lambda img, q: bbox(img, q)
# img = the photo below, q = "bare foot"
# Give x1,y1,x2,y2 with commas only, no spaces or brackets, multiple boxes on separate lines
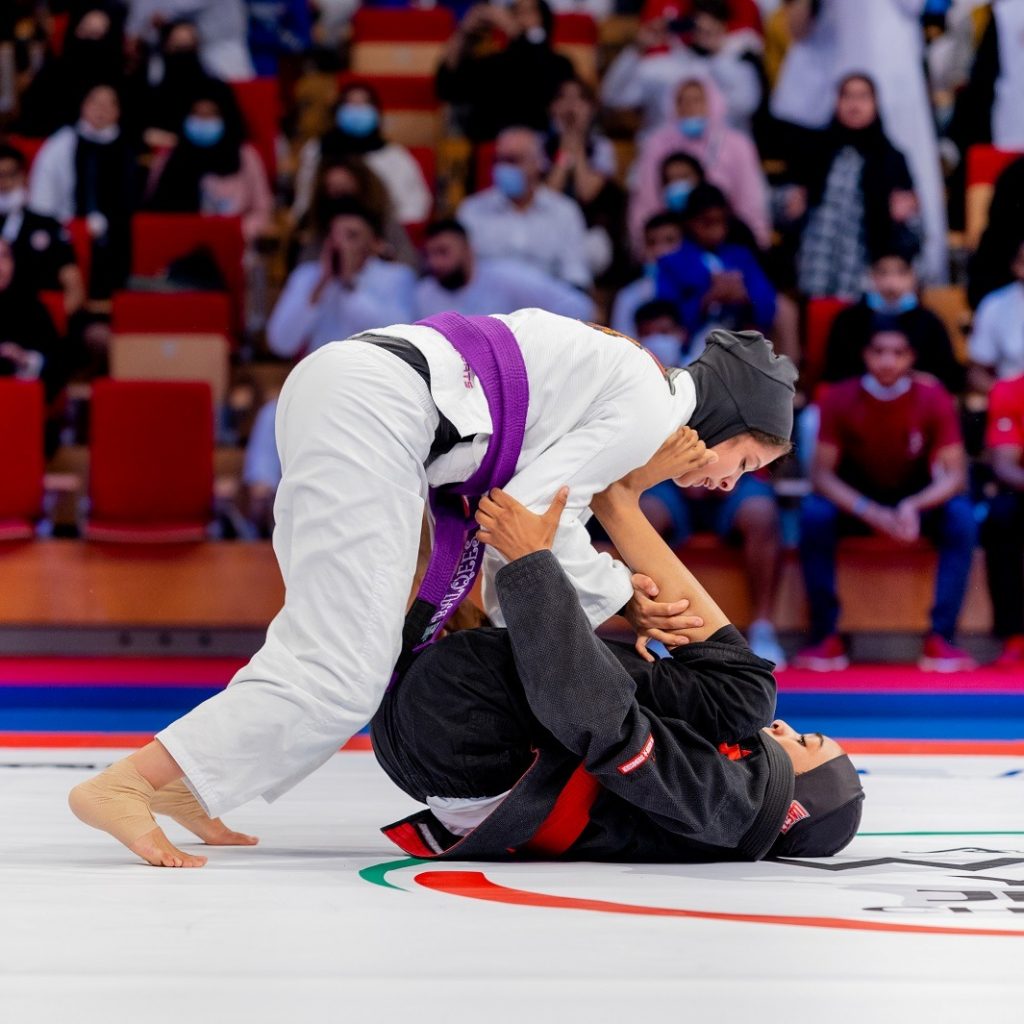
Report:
68,760,208,868
151,781,259,847
129,826,208,868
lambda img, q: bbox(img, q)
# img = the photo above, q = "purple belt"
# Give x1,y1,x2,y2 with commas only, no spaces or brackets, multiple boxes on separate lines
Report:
393,312,529,681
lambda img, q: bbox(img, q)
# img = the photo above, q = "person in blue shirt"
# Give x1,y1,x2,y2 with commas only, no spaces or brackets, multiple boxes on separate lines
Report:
654,182,776,342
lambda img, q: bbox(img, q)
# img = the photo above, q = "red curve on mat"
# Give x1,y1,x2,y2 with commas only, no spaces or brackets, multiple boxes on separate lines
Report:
413,871,1024,937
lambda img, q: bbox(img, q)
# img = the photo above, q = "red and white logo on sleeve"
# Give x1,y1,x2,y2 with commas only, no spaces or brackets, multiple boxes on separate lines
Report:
780,800,810,834
617,733,655,775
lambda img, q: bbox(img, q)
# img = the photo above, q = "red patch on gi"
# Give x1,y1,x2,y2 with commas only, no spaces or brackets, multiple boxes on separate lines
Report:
617,733,654,775
717,742,752,761
780,800,810,834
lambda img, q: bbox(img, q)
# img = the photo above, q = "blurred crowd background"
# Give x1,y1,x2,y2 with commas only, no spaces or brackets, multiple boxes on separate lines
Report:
3,0,1024,672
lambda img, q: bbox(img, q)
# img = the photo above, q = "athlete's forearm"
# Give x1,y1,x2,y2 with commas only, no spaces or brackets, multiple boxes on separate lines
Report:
591,483,730,641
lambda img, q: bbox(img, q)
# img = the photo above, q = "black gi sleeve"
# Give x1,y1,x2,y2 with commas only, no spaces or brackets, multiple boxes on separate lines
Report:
496,551,768,847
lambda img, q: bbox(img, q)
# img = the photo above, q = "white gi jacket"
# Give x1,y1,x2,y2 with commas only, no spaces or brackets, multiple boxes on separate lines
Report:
377,308,697,628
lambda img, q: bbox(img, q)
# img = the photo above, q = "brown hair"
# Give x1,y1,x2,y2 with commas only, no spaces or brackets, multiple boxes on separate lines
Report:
746,428,794,455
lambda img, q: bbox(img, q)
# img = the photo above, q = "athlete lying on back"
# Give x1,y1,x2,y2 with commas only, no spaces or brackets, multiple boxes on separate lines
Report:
372,429,864,861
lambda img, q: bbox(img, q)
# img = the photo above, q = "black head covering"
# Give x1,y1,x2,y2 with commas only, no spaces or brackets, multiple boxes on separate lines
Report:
767,754,865,858
683,330,797,447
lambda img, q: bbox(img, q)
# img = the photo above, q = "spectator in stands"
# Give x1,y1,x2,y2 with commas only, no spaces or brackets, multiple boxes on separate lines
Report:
144,90,272,242
16,4,129,138
823,248,965,394
610,211,684,337
245,0,313,77
629,74,770,254
142,19,238,145
28,83,139,297
946,0,1024,159
543,77,626,283
125,0,254,81
789,74,919,301
242,396,281,539
436,0,575,141
0,239,64,400
293,81,432,228
266,199,416,358
291,156,417,269
968,240,1024,394
0,145,86,319
659,151,706,216
457,126,592,289
654,183,775,341
415,219,594,320
771,0,947,283
602,0,763,137
968,155,1024,309
633,297,699,366
796,327,976,672
981,370,1024,668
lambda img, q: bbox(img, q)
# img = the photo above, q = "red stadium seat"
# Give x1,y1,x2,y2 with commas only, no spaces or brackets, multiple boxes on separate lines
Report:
39,290,67,337
473,141,497,192
130,214,245,334
231,78,281,180
111,291,232,335
553,13,599,84
86,379,214,543
803,297,852,392
350,8,456,78
639,0,763,34
0,379,44,541
965,144,1024,248
4,135,45,169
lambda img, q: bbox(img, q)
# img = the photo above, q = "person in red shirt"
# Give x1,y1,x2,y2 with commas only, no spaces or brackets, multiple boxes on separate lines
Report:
982,374,1024,668
795,329,977,672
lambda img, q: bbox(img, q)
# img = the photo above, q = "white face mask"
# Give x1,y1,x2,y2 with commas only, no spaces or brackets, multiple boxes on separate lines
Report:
76,119,120,145
0,187,26,214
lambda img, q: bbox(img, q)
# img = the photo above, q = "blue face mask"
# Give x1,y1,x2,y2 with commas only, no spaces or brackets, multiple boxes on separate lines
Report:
493,162,528,200
336,104,379,137
184,116,225,148
866,290,918,315
679,116,706,139
663,179,694,212
642,332,684,367
643,260,659,282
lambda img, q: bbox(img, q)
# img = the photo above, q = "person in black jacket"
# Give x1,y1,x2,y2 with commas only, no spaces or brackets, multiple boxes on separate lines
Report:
0,238,65,401
436,0,575,142
823,248,965,394
788,74,920,300
372,429,865,862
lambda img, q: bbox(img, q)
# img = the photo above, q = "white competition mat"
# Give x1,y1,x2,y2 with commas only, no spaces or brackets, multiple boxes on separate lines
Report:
1,749,1021,1024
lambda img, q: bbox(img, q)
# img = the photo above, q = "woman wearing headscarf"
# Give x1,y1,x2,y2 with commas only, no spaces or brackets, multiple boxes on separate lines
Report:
771,0,947,283
142,19,237,144
629,74,771,256
145,91,273,243
16,3,129,138
291,81,431,227
790,73,920,300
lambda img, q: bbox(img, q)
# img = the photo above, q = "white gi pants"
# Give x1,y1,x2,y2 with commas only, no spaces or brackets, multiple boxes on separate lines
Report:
157,342,438,817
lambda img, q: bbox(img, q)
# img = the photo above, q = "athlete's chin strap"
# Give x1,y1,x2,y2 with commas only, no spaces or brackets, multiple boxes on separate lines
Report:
391,313,529,684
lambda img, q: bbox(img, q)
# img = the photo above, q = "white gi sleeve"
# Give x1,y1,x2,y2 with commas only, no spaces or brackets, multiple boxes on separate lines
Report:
482,394,670,629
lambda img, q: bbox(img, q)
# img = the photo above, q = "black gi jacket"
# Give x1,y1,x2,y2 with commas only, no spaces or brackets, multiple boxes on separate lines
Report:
373,551,794,862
